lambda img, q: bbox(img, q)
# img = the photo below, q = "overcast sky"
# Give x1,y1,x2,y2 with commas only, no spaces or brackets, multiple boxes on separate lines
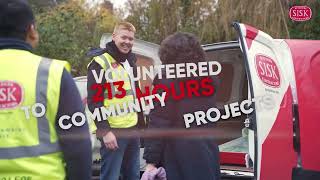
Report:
86,0,127,8
110,0,127,9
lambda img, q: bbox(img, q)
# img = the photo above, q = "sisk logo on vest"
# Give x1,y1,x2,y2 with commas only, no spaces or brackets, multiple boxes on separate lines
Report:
0,81,23,110
255,54,281,88
111,62,119,68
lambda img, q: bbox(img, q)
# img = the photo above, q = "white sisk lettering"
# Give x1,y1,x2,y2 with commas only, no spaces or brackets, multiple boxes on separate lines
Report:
0,87,17,101
0,88,6,101
259,62,278,79
270,64,279,80
258,61,265,76
292,9,308,17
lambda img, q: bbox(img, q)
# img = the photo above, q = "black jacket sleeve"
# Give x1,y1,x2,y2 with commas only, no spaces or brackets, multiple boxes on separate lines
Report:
143,78,174,165
55,69,92,180
87,61,110,137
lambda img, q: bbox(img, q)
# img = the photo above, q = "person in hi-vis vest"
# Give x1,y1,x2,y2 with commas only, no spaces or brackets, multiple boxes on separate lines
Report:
87,22,145,180
0,1,92,180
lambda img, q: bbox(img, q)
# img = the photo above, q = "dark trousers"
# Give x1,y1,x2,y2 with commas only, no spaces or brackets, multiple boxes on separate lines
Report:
99,137,140,180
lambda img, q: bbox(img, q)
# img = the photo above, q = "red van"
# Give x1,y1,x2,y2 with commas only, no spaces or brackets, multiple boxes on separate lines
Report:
211,22,320,180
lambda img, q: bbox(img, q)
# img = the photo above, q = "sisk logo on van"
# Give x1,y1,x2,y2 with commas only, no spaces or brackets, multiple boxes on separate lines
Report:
0,81,24,110
255,54,281,88
289,6,312,21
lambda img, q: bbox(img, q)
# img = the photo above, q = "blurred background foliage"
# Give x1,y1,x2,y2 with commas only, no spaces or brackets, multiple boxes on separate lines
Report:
29,0,320,76
31,0,117,75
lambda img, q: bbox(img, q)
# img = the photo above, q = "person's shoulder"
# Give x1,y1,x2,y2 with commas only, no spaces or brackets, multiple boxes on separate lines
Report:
32,53,71,73
86,47,107,58
51,59,71,72
153,70,175,86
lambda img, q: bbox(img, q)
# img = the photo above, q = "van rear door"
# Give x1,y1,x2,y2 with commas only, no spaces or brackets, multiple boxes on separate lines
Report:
233,23,298,180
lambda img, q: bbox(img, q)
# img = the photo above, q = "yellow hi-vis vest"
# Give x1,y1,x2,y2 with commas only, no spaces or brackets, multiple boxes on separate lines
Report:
88,52,138,128
0,49,70,180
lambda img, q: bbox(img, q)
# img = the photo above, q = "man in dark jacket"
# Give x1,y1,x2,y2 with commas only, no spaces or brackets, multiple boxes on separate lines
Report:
143,32,221,180
87,22,145,180
0,1,92,179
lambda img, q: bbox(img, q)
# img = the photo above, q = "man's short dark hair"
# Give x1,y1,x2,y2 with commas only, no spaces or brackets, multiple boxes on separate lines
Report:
0,0,35,40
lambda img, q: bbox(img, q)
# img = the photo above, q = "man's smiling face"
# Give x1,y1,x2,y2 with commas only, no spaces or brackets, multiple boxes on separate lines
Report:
112,29,134,54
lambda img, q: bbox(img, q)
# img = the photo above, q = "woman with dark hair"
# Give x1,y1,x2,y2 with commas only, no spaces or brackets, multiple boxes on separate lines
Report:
142,32,221,180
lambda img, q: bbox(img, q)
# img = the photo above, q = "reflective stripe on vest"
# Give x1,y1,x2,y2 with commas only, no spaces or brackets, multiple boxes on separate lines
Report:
0,58,60,159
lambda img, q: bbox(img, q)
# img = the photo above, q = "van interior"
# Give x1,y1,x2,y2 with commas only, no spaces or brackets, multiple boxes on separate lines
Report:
204,43,254,178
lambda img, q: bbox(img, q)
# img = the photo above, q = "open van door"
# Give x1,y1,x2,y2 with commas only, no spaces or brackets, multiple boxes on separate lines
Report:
233,23,298,180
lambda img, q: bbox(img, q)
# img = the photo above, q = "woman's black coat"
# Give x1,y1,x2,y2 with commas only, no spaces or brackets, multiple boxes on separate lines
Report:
143,76,221,180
